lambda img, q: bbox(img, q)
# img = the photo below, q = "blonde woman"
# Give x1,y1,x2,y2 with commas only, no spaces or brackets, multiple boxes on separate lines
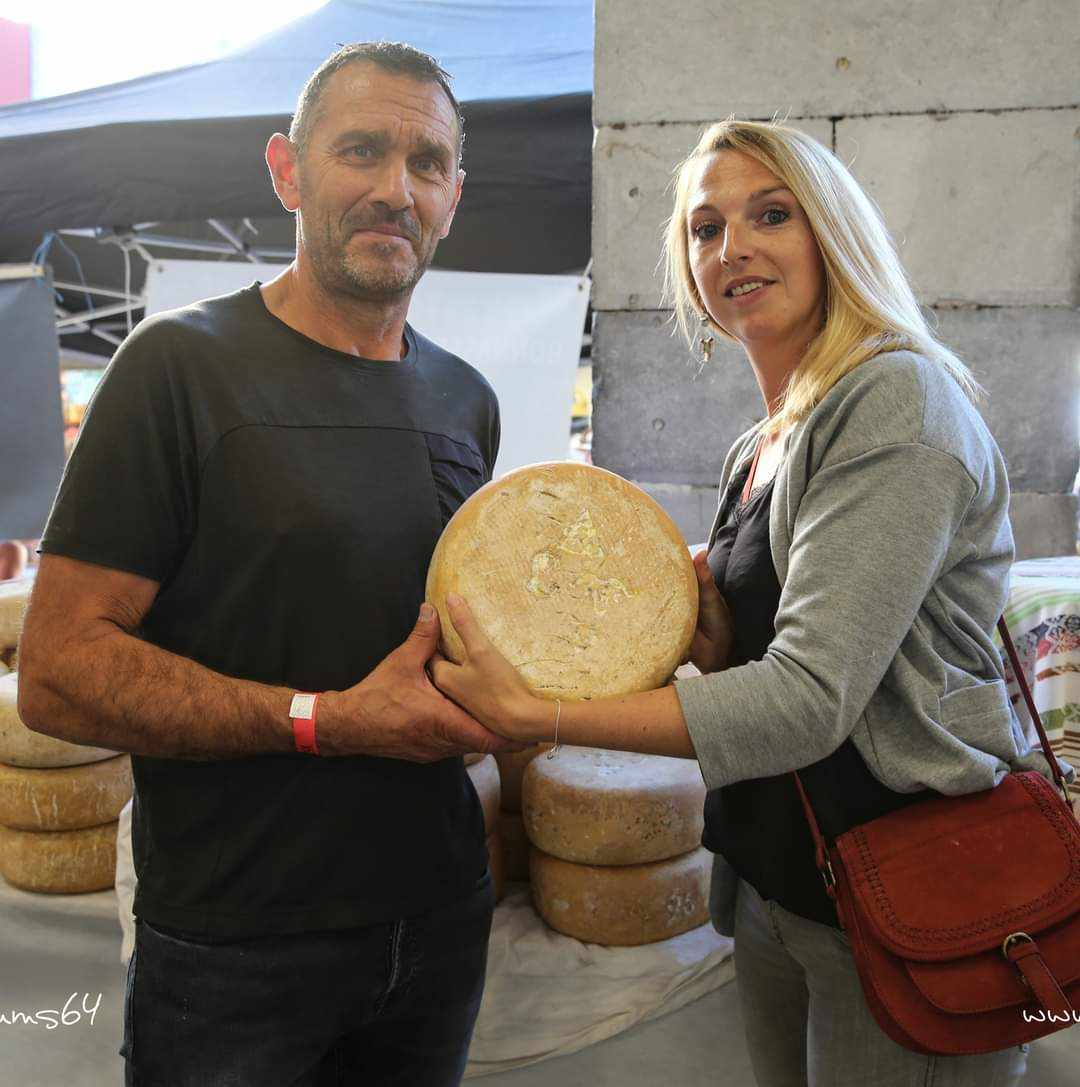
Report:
433,121,1072,1085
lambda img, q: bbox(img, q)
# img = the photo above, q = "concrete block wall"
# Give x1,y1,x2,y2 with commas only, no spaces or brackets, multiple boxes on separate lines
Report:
593,0,1079,555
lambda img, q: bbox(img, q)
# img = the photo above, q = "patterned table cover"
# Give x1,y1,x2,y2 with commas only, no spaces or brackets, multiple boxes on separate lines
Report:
1001,555,1080,797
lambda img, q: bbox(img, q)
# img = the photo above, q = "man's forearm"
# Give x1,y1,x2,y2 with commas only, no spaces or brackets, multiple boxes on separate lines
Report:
19,623,295,759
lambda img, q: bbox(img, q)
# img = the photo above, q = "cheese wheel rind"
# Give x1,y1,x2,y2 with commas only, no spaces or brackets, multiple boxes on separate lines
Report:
426,462,697,701
0,755,133,831
523,746,706,866
0,577,31,649
530,845,711,947
466,754,501,836
0,673,121,769
0,820,118,894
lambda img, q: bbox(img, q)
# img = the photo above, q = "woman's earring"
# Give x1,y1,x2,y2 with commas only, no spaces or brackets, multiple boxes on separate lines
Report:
699,314,714,363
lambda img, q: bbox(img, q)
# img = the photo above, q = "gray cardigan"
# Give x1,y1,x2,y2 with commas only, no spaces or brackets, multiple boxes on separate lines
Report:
676,351,1074,935
676,351,1073,811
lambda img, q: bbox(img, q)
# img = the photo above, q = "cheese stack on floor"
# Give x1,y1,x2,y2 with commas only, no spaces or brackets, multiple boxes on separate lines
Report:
0,671,128,893
523,746,709,946
427,463,699,913
466,754,505,902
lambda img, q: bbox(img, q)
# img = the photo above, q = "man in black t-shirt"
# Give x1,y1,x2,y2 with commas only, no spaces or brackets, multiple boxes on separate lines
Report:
19,42,518,1087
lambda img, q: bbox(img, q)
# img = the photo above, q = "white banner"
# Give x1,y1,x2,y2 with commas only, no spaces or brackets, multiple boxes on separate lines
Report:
144,260,589,476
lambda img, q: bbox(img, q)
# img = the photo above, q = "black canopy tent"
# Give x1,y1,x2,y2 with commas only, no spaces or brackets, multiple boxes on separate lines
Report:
0,0,593,354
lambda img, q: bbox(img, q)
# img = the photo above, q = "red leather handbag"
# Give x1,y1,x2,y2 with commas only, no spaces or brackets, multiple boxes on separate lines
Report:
793,619,1080,1055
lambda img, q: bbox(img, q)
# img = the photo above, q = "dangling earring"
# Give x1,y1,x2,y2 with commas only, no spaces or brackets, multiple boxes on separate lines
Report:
699,313,714,363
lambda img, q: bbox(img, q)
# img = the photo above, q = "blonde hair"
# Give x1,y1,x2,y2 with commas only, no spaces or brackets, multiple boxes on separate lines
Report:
662,119,980,436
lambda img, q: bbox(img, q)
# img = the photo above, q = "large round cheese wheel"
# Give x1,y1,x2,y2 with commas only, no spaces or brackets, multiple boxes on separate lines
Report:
467,754,500,836
0,820,118,894
0,755,132,831
495,743,549,813
0,575,31,649
530,846,711,946
523,746,705,866
0,673,120,769
499,810,531,882
426,463,697,700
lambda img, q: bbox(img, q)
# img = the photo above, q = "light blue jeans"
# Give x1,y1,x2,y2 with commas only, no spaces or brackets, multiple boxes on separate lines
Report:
732,877,1029,1087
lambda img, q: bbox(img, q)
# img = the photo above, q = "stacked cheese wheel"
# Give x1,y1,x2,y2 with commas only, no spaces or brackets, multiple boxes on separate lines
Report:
0,576,31,676
0,661,129,893
464,752,505,901
523,746,709,946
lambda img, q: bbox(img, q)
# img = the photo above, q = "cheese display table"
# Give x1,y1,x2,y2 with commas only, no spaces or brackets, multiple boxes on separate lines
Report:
1001,556,1080,798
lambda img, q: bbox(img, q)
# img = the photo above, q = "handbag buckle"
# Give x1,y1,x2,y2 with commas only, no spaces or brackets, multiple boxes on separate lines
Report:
1002,931,1033,959
821,858,837,894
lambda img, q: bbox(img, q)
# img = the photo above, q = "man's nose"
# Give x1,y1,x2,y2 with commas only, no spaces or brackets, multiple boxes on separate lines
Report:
367,157,414,212
719,222,752,266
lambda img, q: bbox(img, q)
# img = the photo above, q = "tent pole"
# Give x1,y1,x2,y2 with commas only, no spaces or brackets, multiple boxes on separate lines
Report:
207,219,259,263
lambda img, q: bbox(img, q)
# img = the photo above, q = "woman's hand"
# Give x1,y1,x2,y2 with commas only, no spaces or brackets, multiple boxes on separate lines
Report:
430,593,548,743
687,550,734,674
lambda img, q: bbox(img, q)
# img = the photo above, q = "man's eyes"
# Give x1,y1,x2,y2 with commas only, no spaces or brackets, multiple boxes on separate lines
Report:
343,147,442,173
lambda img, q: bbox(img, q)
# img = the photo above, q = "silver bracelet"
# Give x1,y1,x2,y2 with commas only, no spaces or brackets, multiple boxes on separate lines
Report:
545,699,562,759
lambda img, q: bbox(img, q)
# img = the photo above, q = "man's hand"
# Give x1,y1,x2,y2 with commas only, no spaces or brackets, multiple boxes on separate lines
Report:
318,603,526,762
686,551,734,674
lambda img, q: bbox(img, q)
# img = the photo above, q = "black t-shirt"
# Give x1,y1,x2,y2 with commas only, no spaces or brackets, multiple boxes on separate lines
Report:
40,284,501,938
703,460,934,928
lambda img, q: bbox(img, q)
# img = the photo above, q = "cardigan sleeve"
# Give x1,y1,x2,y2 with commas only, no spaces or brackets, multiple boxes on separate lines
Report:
675,441,977,789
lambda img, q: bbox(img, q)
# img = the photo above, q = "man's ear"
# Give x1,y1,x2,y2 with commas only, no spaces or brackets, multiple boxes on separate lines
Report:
266,133,301,213
440,168,466,240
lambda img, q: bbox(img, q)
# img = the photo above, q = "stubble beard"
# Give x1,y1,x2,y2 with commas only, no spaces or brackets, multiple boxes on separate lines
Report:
300,204,440,303
315,230,431,302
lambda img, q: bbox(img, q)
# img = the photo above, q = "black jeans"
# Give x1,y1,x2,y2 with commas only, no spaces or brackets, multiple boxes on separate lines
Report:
121,871,495,1086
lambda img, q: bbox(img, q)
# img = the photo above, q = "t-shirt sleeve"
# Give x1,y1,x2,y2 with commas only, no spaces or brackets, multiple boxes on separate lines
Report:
40,325,200,584
485,390,501,480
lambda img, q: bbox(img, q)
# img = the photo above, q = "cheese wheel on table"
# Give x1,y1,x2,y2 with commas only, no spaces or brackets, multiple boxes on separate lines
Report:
499,810,531,882
0,575,32,649
426,463,697,700
0,673,120,769
523,746,705,866
0,755,132,831
0,820,118,894
466,754,500,836
530,845,711,946
494,743,548,813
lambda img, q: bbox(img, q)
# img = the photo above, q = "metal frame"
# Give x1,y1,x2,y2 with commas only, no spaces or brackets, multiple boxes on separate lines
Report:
53,222,294,348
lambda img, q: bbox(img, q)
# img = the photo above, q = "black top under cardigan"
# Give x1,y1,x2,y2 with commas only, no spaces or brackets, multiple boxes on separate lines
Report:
702,458,936,927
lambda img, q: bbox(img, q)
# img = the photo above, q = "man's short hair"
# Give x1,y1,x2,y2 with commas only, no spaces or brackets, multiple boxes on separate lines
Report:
288,41,465,161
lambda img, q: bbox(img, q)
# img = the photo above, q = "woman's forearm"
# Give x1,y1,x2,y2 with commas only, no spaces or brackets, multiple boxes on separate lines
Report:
520,684,697,759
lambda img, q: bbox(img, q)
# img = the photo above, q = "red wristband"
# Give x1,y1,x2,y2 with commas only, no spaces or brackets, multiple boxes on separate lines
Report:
289,692,320,755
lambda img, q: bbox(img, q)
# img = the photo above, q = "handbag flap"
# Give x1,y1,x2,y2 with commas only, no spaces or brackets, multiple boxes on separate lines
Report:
904,914,1080,1013
835,772,1080,960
